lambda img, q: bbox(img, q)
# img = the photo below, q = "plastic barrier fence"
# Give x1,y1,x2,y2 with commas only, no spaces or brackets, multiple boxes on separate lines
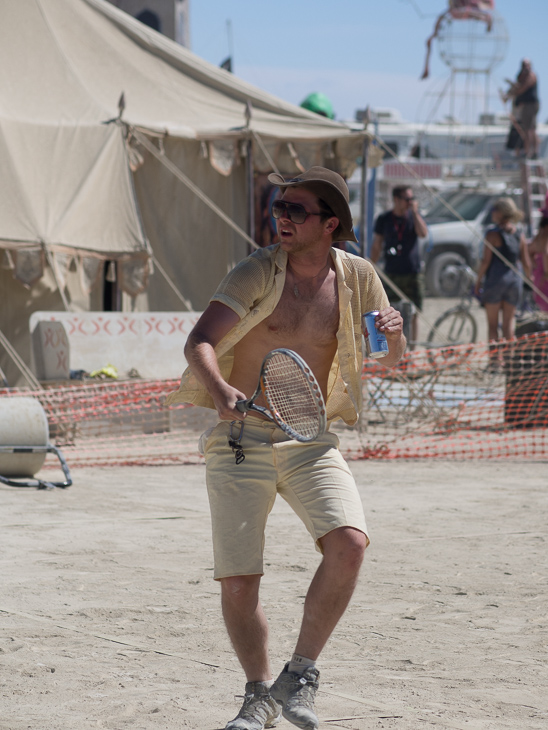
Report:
1,332,547,466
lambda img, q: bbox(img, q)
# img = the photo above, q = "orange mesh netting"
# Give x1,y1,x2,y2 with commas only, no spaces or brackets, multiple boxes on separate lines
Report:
344,331,548,460
2,332,547,466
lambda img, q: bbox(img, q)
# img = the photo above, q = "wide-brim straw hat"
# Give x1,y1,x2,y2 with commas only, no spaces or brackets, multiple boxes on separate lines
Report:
268,166,358,243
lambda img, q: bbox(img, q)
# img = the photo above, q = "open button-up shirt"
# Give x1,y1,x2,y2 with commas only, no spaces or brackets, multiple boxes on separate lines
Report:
165,245,388,425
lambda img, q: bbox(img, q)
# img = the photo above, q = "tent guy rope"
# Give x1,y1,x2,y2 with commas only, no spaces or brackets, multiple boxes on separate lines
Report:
130,127,260,251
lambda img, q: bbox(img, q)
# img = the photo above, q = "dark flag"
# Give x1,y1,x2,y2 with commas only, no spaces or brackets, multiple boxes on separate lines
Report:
220,57,232,73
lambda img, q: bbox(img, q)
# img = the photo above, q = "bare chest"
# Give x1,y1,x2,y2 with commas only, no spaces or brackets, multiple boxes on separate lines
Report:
261,273,339,343
230,271,339,397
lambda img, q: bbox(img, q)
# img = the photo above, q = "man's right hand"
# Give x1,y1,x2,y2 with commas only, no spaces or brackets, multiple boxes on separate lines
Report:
212,383,249,421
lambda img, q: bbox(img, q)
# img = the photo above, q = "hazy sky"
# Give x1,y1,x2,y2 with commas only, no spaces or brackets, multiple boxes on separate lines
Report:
191,0,547,126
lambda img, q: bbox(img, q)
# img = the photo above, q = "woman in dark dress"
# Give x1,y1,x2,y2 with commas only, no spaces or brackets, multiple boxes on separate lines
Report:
475,198,531,341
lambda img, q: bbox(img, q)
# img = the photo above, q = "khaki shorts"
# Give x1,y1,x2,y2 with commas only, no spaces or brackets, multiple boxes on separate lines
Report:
200,418,369,580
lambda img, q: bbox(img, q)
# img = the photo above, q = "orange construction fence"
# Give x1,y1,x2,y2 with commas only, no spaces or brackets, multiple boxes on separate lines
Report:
1,332,547,468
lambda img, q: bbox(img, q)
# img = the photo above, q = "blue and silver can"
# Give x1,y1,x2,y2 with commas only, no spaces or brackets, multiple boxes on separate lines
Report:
362,311,389,359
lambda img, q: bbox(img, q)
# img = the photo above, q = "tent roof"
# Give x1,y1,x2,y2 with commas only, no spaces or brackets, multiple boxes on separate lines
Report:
2,0,365,142
0,0,366,260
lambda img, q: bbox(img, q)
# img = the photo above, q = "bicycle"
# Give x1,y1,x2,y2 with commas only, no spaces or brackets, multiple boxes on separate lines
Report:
426,264,478,349
424,266,548,368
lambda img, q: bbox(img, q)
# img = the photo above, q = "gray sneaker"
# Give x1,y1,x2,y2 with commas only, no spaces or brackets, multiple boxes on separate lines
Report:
225,681,282,730
270,663,319,730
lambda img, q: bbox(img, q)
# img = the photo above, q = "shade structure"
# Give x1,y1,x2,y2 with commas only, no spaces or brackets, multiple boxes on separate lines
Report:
0,0,367,385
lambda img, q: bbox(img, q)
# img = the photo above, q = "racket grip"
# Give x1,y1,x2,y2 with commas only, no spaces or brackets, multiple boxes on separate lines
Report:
236,400,248,412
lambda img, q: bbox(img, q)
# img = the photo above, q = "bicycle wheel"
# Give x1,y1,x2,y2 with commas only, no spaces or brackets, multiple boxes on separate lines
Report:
427,307,477,366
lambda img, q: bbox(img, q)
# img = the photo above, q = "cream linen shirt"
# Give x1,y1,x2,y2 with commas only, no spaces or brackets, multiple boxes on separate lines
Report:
164,245,389,425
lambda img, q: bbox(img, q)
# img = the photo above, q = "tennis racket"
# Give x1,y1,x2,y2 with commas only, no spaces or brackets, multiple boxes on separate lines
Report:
236,348,326,442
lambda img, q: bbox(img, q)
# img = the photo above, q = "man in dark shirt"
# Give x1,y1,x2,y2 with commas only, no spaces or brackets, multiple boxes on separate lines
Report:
370,185,428,347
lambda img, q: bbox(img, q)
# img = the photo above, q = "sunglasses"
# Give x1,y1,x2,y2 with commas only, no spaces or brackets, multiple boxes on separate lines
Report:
271,199,323,224
398,195,415,202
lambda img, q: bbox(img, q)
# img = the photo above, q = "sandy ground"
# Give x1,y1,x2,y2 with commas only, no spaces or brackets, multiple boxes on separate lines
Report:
1,459,547,730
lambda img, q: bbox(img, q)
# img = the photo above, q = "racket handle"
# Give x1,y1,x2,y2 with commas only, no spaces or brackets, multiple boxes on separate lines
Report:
236,400,248,412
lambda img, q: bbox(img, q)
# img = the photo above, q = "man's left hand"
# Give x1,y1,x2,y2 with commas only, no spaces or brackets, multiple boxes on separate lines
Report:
376,306,404,339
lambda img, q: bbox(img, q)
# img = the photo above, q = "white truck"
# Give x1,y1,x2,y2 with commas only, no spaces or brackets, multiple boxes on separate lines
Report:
420,188,519,297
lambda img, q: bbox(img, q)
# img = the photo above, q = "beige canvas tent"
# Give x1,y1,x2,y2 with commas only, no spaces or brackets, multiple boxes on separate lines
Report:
0,0,367,384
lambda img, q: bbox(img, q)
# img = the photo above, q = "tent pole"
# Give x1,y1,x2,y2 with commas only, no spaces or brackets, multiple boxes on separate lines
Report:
0,329,42,390
246,137,255,256
244,103,256,256
359,137,369,259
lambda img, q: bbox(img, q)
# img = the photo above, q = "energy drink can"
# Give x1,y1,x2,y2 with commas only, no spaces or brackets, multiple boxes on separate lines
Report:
362,311,389,359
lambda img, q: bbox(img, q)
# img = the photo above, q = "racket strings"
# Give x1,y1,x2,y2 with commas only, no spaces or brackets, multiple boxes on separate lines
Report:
263,353,325,439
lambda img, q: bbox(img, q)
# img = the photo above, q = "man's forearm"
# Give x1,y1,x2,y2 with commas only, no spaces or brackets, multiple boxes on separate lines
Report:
185,337,227,398
185,337,245,420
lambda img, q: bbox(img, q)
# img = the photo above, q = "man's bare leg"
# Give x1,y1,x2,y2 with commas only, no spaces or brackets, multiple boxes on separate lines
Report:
270,527,367,729
220,528,366,680
295,526,367,659
221,574,272,681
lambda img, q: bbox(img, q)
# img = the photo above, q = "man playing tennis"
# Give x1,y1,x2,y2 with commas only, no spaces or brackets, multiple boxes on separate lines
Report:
166,167,405,730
